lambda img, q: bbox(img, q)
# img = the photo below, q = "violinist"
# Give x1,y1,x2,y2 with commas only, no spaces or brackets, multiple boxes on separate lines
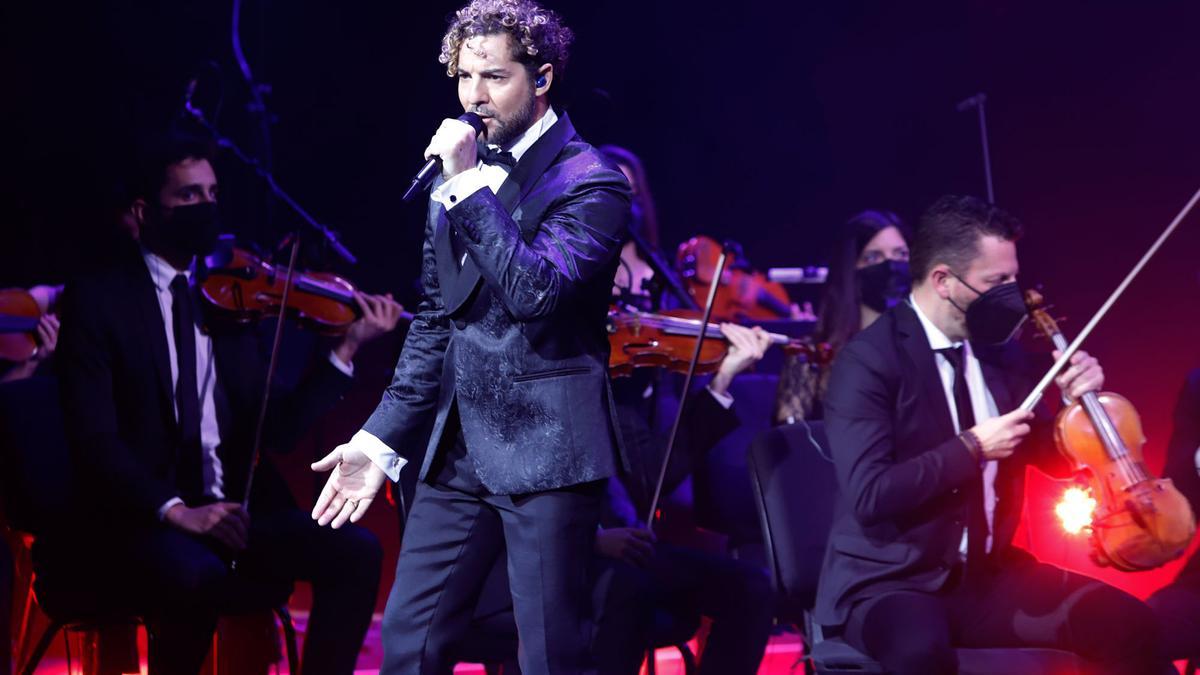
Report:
39,130,402,675
812,195,1164,674
774,210,910,424
1147,367,1200,661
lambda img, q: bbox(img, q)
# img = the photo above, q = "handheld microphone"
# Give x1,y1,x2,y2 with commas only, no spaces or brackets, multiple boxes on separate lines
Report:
402,112,486,202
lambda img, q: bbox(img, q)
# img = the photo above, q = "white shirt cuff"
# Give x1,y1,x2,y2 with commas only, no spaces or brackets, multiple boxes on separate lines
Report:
431,167,489,210
707,386,735,409
158,496,184,521
352,429,408,482
328,351,355,377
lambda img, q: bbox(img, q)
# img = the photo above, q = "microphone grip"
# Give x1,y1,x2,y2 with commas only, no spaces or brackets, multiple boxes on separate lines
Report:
402,112,486,202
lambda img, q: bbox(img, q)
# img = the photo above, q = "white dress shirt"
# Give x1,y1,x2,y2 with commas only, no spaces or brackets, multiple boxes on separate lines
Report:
351,109,564,482
146,250,354,517
908,295,1000,555
144,250,226,517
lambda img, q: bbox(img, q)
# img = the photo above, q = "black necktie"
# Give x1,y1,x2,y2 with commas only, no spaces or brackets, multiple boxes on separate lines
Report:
170,274,204,501
477,143,516,169
938,345,989,573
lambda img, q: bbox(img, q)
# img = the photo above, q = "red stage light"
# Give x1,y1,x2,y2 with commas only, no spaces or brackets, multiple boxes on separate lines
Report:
1055,486,1097,535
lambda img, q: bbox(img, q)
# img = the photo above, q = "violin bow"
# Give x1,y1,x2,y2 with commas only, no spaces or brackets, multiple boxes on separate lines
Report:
644,242,732,533
1020,184,1200,411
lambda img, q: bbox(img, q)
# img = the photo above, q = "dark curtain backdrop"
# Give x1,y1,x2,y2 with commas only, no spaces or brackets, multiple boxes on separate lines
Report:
4,0,1198,606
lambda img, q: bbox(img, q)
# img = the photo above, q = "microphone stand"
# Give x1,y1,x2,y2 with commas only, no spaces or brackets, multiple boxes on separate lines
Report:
956,92,995,204
186,7,357,568
628,227,699,311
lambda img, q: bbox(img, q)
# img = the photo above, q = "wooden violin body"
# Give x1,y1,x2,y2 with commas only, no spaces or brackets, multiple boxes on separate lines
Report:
1054,391,1195,570
199,247,361,335
606,307,833,378
1029,289,1195,570
0,288,42,362
676,235,792,321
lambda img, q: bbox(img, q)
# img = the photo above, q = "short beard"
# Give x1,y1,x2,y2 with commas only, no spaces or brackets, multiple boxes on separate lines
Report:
485,88,536,149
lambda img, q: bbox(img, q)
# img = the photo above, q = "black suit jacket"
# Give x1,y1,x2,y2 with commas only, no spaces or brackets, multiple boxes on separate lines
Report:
56,245,353,523
813,301,1068,626
362,113,632,495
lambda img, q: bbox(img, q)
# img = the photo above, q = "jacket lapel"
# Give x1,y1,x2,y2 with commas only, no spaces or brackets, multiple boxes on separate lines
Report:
895,302,956,444
130,256,176,418
439,112,579,314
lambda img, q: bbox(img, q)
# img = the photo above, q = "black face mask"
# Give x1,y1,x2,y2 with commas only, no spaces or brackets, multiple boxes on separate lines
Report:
154,202,222,257
856,260,912,313
951,275,1027,345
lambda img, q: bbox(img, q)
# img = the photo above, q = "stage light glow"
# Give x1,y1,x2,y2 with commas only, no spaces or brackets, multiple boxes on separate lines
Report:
1056,486,1096,535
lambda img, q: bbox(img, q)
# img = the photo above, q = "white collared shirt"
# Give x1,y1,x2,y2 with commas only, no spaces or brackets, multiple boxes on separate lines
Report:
143,250,226,516
908,294,1000,555
354,108,561,482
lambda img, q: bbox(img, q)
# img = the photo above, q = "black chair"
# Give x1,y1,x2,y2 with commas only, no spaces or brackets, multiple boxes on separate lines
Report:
0,376,298,675
747,421,1086,675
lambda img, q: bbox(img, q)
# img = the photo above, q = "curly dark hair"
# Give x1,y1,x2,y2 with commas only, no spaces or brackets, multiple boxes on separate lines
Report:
439,0,573,80
909,195,1024,282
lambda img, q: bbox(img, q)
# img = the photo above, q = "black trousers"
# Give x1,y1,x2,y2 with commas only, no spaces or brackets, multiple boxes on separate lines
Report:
35,506,381,675
842,550,1163,675
380,414,604,675
592,543,773,675
1147,551,1200,661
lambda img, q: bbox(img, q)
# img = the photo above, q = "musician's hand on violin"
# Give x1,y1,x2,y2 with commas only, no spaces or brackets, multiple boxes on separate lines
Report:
968,409,1035,461
1052,349,1104,402
595,527,657,568
32,314,59,362
424,117,480,179
710,323,772,397
165,502,250,552
334,292,404,364
311,442,386,529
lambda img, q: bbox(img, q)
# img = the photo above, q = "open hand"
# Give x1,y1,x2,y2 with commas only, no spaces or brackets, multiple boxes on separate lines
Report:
311,442,386,528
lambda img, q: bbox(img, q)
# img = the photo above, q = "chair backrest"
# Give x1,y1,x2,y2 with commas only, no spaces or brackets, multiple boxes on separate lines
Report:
747,420,838,614
690,373,780,546
0,375,72,535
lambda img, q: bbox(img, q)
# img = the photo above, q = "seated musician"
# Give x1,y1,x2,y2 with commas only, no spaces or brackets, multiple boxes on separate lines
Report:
39,130,402,674
813,195,1164,674
591,318,776,674
774,210,910,424
1148,368,1200,661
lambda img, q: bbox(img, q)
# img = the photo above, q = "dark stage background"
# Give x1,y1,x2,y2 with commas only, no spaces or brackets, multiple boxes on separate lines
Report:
4,0,1199,608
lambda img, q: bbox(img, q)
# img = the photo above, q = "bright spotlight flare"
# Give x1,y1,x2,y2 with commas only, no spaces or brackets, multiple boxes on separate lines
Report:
1056,486,1098,535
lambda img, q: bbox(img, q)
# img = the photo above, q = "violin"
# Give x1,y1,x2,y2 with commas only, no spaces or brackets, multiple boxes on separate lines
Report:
607,306,833,378
0,288,43,362
676,235,793,321
199,247,410,335
1027,289,1195,570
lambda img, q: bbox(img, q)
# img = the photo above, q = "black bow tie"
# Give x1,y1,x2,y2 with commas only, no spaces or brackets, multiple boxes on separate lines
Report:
478,143,517,169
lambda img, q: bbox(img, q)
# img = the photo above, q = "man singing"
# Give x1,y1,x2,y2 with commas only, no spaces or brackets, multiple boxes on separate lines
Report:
310,1,631,673
813,196,1163,674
